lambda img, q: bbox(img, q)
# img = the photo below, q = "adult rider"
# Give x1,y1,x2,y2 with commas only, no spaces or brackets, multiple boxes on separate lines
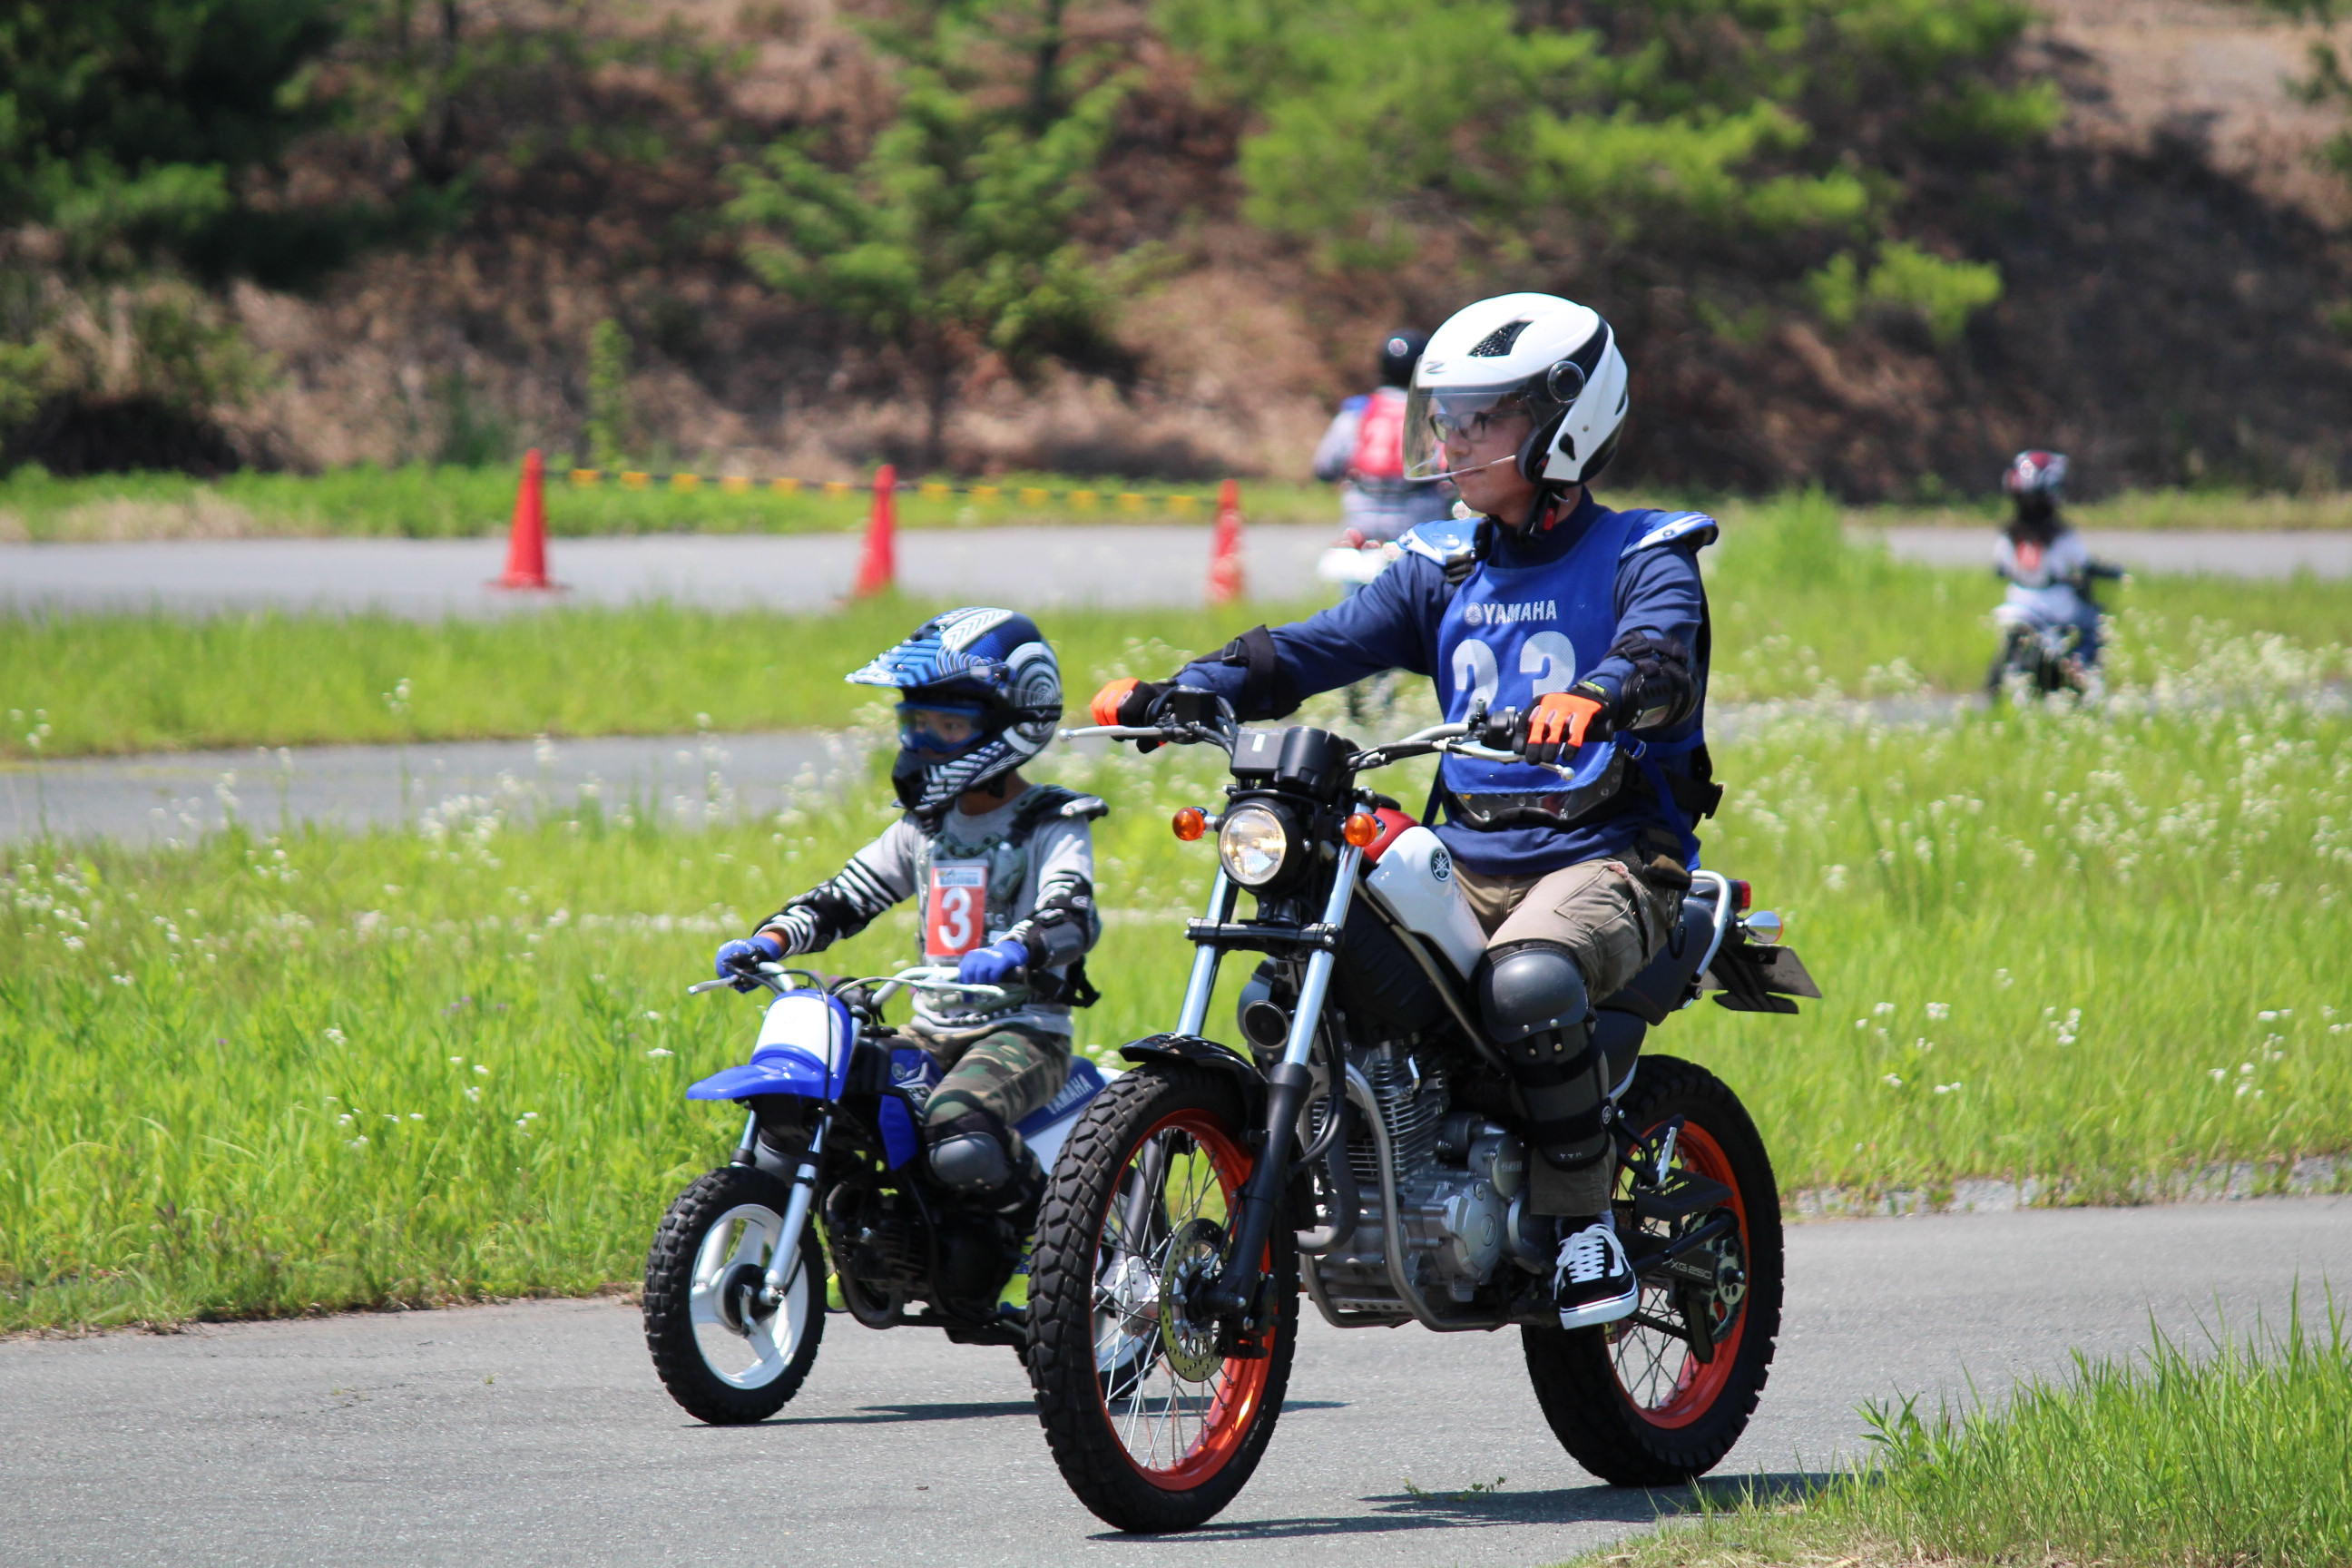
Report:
1090,292,1722,1330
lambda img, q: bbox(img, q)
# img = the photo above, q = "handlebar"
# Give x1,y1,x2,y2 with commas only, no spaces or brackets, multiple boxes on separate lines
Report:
1063,700,1573,779
688,961,1022,1009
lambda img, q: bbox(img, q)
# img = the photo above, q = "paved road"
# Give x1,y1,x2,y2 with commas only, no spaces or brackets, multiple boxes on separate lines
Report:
2,1197,2343,1568
1876,524,2352,579
5,695,1984,847
0,730,865,847
2,527,2344,619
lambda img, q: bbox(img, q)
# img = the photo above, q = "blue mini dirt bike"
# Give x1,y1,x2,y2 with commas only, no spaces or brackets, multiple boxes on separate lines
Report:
642,962,1113,1424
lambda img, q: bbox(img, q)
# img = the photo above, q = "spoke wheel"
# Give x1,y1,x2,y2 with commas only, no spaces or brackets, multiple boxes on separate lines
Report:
1029,1063,1298,1534
643,1165,826,1425
1523,1054,1782,1486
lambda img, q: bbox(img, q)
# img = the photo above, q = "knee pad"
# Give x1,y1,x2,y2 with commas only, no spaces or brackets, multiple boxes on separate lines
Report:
925,1110,1014,1196
1476,939,1592,1044
1480,942,1610,1171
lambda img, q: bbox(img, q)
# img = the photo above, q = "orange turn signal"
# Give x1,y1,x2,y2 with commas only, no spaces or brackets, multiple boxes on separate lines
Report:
1341,812,1380,848
1171,807,1208,842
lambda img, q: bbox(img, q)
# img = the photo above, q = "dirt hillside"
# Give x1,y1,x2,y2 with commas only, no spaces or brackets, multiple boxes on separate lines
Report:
24,0,2352,500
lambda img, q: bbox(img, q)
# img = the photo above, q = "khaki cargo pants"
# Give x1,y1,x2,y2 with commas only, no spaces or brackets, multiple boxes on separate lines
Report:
1455,853,1682,1215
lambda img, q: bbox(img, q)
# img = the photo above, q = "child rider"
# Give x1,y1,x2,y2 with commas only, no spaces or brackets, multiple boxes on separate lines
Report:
712,608,1106,1236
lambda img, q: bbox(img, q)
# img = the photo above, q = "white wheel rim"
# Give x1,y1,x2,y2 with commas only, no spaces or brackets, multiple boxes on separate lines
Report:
686,1200,811,1390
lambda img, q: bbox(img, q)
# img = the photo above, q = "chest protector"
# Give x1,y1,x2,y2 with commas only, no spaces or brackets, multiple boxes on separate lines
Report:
1413,506,1715,856
1348,387,1409,483
912,784,1105,966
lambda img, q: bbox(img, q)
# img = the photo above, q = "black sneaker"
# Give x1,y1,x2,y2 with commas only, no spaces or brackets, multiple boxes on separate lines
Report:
1553,1218,1637,1329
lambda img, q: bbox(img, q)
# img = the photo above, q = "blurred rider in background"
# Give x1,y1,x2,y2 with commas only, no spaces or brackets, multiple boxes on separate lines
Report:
1991,450,2121,696
1313,329,1452,545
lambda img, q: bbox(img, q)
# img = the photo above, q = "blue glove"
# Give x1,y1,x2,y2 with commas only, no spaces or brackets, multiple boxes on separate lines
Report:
715,933,785,983
956,936,1028,987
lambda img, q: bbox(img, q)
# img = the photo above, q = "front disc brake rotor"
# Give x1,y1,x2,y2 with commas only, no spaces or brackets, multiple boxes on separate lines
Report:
1156,1218,1229,1381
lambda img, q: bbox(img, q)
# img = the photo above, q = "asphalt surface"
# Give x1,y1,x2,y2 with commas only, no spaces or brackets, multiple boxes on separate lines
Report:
1,526,2344,620
0,730,864,846
2,1196,2344,1568
1876,524,2352,579
4,693,1994,847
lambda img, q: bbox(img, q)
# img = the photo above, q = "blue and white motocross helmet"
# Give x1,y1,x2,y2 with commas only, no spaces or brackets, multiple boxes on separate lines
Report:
848,607,1063,816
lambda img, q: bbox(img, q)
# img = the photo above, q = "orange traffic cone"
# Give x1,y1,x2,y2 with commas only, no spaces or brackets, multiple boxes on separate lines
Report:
1207,478,1243,604
853,464,897,598
492,448,559,591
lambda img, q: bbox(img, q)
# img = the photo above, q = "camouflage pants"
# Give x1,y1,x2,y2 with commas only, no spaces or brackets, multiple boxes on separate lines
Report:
914,1022,1073,1149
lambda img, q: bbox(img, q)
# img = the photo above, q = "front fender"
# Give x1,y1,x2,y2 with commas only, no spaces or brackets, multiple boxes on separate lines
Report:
1120,1033,1266,1121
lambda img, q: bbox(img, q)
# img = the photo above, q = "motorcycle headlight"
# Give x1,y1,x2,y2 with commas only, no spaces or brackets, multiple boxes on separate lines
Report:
1217,803,1291,887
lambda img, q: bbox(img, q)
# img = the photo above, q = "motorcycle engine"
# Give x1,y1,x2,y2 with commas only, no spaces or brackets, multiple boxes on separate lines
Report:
1310,1044,1544,1313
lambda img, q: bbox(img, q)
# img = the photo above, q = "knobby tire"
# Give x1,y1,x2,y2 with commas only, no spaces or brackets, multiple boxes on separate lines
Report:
1027,1063,1299,1533
1522,1054,1783,1486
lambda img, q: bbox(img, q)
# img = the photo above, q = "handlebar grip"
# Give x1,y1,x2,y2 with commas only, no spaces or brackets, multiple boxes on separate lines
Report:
1476,704,1525,750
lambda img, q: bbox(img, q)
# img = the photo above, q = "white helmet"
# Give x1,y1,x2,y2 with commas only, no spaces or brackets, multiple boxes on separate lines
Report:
1402,292,1631,489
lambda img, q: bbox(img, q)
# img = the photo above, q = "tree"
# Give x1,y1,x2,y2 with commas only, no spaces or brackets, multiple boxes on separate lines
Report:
725,4,1133,467
0,0,343,272
1157,0,2054,345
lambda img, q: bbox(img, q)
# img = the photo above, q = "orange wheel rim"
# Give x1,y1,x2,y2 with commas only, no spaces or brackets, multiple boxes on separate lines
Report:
1088,1107,1275,1490
1609,1119,1749,1430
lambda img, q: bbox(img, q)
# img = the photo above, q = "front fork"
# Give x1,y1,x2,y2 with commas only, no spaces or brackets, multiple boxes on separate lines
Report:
732,1105,830,1307
1191,848,1363,1323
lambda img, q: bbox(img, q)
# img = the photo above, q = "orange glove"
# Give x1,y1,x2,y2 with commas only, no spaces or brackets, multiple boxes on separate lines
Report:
1091,677,1142,727
1523,691,1606,765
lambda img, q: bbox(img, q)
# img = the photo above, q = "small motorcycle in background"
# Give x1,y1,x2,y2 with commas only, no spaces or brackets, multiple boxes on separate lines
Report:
642,961,1113,1424
1988,603,2092,700
1986,558,2121,704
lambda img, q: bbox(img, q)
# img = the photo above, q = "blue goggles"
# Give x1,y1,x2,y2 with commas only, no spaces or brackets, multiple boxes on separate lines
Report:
896,700,990,761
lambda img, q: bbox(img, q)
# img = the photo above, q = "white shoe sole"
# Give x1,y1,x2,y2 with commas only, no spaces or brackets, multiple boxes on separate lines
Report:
1556,1280,1638,1330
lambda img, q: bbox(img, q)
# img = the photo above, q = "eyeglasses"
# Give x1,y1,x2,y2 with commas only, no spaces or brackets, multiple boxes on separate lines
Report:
1428,401,1533,446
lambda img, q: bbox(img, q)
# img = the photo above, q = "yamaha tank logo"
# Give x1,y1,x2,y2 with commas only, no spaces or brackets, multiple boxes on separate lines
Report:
1430,845,1452,883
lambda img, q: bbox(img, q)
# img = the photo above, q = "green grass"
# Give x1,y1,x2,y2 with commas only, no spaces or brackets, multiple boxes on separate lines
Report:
1586,1305,2352,1568
4,495,2346,760
0,463,1333,541
5,462,2347,542
0,597,1327,760
4,636,2350,1330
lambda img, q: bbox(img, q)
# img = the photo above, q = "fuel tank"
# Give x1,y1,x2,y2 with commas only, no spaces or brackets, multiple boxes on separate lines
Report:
1362,825,1486,979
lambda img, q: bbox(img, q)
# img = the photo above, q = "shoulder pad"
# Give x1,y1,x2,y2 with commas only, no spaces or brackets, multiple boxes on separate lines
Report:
1620,510,1720,557
1054,793,1110,822
1009,786,1108,841
1398,517,1481,568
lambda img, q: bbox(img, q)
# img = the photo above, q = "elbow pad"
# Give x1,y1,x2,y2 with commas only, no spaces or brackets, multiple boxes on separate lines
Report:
1012,875,1098,968
1602,629,1699,732
1206,624,1304,721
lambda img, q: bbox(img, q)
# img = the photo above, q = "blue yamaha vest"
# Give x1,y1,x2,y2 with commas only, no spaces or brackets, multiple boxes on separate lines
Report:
1403,501,1715,875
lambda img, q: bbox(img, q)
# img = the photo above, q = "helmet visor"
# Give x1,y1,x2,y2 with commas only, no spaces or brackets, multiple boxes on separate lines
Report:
1402,383,1541,482
897,701,989,763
